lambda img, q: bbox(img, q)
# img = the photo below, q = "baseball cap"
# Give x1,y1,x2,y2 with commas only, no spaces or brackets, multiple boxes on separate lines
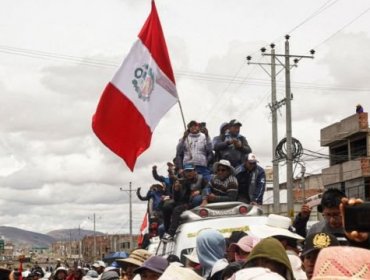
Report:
301,232,339,257
133,256,168,274
245,153,258,163
183,163,195,171
229,119,242,126
229,236,260,254
92,261,106,268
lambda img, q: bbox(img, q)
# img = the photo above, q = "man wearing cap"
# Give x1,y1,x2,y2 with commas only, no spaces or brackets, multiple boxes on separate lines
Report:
301,232,339,279
235,153,266,205
133,256,168,280
213,119,252,168
161,163,208,240
175,120,213,181
92,261,106,276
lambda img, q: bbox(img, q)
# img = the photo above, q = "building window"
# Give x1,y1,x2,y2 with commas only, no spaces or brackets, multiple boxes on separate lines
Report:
350,137,367,159
330,143,348,165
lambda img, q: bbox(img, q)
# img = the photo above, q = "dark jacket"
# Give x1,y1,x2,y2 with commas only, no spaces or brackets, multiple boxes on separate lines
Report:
235,164,265,204
213,133,252,168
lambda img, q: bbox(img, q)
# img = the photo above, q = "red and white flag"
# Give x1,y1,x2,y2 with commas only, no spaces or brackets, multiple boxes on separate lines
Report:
92,1,178,171
137,212,149,247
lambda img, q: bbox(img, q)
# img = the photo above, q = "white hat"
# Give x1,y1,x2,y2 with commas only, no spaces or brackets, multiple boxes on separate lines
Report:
210,259,228,278
159,263,203,280
288,254,307,280
246,153,258,163
247,214,304,240
183,248,199,264
213,159,235,175
93,260,106,268
229,267,285,280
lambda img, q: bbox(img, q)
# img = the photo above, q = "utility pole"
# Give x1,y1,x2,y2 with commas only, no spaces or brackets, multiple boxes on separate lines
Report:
247,44,284,214
120,182,137,250
93,213,96,260
247,35,314,217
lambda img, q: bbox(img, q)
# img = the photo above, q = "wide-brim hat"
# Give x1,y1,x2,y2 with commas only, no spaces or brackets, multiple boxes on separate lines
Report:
116,249,151,267
213,160,235,175
158,263,203,280
133,256,168,274
247,214,304,240
183,248,199,264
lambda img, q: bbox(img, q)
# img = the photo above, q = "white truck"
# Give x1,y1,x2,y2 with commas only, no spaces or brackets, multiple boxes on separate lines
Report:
155,201,267,263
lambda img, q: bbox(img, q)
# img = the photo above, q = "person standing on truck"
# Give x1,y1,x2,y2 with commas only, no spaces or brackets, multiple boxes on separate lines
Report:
235,153,266,205
175,121,213,181
213,119,252,168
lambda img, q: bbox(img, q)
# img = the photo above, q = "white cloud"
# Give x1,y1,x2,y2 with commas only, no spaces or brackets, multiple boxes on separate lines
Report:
0,0,370,234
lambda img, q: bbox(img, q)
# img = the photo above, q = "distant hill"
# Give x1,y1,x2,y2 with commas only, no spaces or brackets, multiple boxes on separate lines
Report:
0,227,104,248
47,228,104,241
0,226,55,247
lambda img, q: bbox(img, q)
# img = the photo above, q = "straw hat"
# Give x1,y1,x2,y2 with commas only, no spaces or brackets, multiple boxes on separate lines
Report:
116,249,151,267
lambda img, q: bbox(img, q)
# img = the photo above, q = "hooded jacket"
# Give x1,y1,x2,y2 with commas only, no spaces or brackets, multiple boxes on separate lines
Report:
196,229,226,278
244,237,294,280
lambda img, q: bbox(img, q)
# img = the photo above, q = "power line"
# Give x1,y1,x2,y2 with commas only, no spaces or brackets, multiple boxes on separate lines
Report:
287,0,340,35
313,6,370,49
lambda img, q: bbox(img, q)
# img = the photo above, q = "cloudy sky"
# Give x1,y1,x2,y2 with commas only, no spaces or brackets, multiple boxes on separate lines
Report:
1,0,369,235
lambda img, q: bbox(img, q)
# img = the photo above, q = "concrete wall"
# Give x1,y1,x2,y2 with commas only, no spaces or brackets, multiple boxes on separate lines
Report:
321,113,368,146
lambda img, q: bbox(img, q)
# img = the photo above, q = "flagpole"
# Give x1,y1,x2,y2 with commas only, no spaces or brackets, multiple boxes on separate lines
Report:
177,99,187,131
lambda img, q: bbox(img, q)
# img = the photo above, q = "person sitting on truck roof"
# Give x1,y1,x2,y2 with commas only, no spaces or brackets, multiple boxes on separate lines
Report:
162,163,209,240
200,159,238,207
235,153,265,205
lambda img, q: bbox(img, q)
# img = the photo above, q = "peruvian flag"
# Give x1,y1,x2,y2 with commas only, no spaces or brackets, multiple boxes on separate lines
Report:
137,212,149,247
92,1,178,171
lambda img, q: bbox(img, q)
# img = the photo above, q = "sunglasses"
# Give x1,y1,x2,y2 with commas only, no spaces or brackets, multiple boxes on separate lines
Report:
217,168,228,172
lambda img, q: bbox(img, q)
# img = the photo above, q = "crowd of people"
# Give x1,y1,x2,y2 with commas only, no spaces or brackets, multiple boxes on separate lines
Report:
136,119,266,242
4,187,367,280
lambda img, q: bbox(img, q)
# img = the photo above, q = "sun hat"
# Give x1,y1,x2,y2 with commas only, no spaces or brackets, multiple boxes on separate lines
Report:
247,214,304,240
183,248,199,264
116,249,151,267
229,236,260,254
133,255,168,274
100,271,119,280
229,267,285,280
301,232,339,257
213,159,235,175
158,263,203,280
312,246,370,279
